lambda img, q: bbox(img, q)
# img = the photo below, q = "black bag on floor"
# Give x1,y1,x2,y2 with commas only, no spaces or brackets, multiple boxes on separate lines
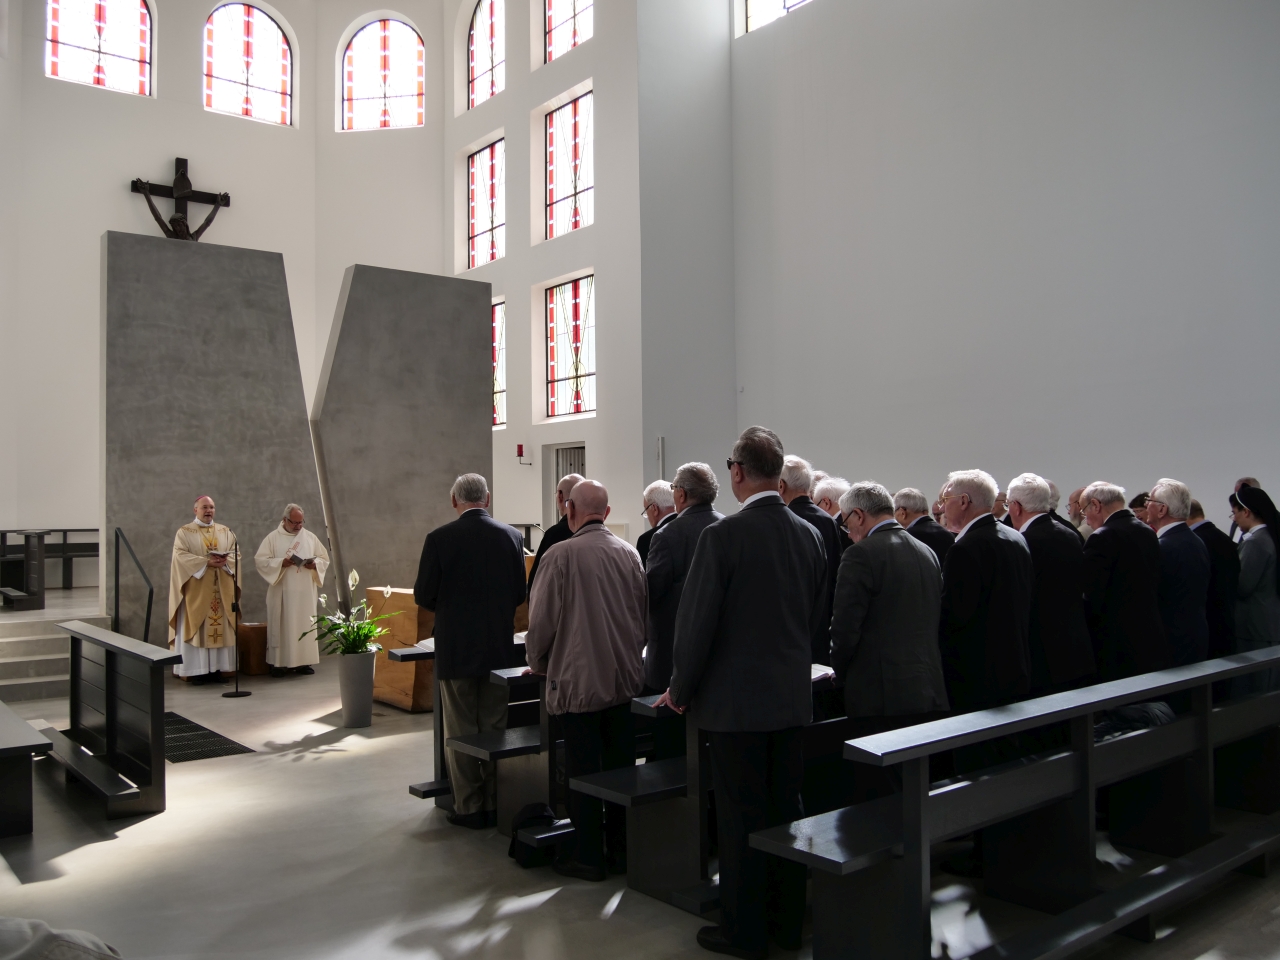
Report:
508,803,557,868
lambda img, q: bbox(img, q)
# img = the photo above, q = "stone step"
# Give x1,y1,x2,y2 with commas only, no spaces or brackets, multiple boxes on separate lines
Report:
0,674,70,702
0,653,70,680
0,615,110,640
0,634,70,658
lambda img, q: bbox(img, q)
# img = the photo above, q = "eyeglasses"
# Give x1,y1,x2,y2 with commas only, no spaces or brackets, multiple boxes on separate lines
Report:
725,459,743,471
937,494,964,504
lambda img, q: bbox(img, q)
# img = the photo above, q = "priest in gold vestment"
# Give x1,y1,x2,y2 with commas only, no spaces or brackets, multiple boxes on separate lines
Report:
254,503,329,677
167,496,238,684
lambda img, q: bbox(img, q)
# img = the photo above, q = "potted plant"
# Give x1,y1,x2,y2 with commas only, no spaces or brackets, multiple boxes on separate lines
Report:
301,571,398,728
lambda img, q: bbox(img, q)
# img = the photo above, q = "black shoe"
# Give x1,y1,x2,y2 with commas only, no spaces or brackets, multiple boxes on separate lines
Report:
294,665,315,675
446,811,488,830
270,667,288,678
696,926,766,960
552,859,606,882
189,674,209,686
208,671,229,684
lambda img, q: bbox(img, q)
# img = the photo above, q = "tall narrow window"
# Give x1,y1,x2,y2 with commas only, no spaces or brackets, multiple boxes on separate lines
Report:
468,140,506,268
546,276,595,418
545,0,592,63
467,0,504,109
204,4,292,126
746,0,813,32
546,92,593,239
45,0,152,96
492,301,507,426
342,19,424,131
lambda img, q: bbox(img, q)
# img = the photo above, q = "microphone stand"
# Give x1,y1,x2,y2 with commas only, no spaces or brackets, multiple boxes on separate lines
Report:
223,536,251,698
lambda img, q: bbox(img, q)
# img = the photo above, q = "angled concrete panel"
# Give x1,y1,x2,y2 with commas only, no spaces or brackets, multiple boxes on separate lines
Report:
102,231,321,643
312,265,492,605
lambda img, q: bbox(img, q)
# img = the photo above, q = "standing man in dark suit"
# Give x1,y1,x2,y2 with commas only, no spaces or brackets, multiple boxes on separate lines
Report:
813,475,853,554
1006,473,1096,694
894,487,956,567
1189,499,1240,660
1046,480,1086,544
1146,479,1211,666
525,472,584,597
414,474,527,829
636,480,676,567
657,426,827,960
780,455,842,665
937,469,1034,713
1080,481,1170,680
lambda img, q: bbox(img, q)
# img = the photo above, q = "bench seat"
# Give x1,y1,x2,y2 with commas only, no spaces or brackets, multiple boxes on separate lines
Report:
517,818,575,848
570,757,687,807
447,725,541,761
0,703,53,838
39,726,140,802
750,795,902,876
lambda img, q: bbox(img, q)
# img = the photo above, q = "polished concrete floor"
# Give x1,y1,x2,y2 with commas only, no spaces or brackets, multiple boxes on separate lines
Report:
3,659,1279,960
0,586,100,625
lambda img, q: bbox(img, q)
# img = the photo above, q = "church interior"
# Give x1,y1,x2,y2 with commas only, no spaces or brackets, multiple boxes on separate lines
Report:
2,0,1280,957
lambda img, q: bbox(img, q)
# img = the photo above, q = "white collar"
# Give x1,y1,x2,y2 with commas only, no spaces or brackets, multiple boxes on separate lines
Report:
907,515,926,529
956,513,992,541
1246,523,1268,540
1156,520,1185,538
1018,512,1045,534
194,518,213,527
1190,519,1208,530
742,490,782,508
866,518,896,538
460,507,485,516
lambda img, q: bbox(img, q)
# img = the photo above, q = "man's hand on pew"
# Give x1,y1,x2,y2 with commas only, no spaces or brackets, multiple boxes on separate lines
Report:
520,668,545,676
653,689,686,714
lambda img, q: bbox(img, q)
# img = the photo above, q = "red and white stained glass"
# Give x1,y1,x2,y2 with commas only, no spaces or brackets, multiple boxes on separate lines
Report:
468,0,505,109
342,19,424,131
45,0,151,96
745,0,813,32
546,92,593,239
492,301,507,426
469,140,506,269
204,4,292,126
546,276,595,418
545,0,592,63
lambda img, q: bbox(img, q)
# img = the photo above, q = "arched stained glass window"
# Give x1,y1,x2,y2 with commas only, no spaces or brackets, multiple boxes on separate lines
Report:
342,19,424,131
468,0,504,109
204,4,292,126
746,0,813,32
545,0,591,63
546,275,595,418
45,0,152,96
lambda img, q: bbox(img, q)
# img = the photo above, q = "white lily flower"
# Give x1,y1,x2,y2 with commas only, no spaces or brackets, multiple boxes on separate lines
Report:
348,569,360,591
382,585,392,598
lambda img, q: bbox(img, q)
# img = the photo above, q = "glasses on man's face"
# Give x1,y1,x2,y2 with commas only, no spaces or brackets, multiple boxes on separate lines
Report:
726,459,743,472
937,494,963,504
1146,499,1167,509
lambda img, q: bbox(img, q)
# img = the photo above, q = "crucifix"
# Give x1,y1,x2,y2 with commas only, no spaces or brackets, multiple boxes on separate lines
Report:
131,158,231,242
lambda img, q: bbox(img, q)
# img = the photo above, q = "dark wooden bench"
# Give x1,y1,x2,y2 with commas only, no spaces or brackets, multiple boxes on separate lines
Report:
0,701,53,837
38,620,181,818
750,647,1280,960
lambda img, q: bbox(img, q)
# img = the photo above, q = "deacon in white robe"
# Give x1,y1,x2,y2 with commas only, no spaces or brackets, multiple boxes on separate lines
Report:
255,503,329,674
167,496,238,683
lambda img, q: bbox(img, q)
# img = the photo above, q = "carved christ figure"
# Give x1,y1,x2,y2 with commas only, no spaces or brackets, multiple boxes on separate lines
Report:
133,178,229,241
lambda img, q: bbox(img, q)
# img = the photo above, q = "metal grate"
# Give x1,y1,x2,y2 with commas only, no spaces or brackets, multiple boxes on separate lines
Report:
164,712,255,763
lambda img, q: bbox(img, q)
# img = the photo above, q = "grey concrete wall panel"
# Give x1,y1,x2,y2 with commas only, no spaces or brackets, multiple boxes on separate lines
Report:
102,231,321,643
312,265,492,605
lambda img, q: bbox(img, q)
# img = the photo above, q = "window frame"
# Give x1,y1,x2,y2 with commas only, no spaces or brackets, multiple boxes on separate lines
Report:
744,0,814,33
544,0,593,64
44,0,153,97
340,18,425,132
467,0,505,110
492,300,507,427
468,138,506,269
203,2,294,127
545,274,596,420
544,90,594,240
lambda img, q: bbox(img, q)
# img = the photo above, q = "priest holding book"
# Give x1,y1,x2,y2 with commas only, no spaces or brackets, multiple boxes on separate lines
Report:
167,496,239,685
255,503,329,677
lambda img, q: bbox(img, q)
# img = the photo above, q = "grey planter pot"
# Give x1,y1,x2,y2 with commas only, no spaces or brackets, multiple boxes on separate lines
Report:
338,650,376,728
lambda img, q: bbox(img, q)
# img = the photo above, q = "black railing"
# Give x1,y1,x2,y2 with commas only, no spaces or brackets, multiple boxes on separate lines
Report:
113,528,154,645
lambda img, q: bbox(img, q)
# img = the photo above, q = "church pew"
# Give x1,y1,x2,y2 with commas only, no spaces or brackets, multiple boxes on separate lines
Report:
0,701,53,837
750,647,1280,960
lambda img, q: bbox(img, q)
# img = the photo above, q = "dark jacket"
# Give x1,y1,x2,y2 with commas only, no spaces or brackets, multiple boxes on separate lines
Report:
1049,510,1086,545
788,495,844,665
938,514,1033,712
907,515,955,567
637,511,676,568
645,503,724,690
669,494,828,732
527,514,572,598
831,522,949,717
414,509,526,680
1021,514,1096,692
1236,527,1280,647
1082,508,1169,680
1192,520,1240,659
1156,523,1211,666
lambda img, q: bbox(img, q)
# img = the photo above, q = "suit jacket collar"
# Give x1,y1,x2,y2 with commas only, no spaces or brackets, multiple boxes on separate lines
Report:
655,512,677,531
1104,508,1136,529
1024,513,1053,533
867,519,902,539
789,495,815,509
957,513,996,540
741,492,784,511
680,502,715,518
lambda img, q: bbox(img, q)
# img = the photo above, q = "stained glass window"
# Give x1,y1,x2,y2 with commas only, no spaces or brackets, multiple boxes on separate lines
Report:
468,0,504,109
204,4,292,126
469,140,506,269
342,19,424,131
492,301,507,426
546,276,595,418
546,92,593,239
746,0,813,32
545,0,592,63
45,0,152,96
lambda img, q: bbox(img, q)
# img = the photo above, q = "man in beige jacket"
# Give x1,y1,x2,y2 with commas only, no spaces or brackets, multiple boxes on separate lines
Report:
525,479,647,882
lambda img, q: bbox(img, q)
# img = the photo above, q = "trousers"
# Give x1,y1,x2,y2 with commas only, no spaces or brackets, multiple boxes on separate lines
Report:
560,702,633,869
439,677,508,815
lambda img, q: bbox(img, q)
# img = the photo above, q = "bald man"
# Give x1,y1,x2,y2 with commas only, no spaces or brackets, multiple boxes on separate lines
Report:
167,496,239,685
525,480,647,882
526,472,585,597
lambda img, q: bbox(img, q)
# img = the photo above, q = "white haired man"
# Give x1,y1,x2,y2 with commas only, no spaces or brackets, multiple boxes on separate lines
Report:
1147,478,1211,666
894,487,954,566
1079,481,1169,680
254,503,329,678
637,480,676,567
813,475,853,554
937,470,1033,714
780,455,843,665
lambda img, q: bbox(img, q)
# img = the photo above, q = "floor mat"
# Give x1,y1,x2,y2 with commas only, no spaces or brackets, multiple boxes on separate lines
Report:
164,712,256,762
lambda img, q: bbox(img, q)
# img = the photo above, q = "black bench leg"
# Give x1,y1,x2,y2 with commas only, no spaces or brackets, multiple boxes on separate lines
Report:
812,860,904,960
0,755,34,838
626,797,704,907
495,752,547,838
1215,727,1280,815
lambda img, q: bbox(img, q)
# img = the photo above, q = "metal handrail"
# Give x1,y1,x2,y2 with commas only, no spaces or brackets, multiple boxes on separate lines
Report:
113,528,154,645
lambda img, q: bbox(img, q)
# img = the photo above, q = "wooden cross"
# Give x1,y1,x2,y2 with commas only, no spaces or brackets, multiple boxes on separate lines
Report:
130,157,230,218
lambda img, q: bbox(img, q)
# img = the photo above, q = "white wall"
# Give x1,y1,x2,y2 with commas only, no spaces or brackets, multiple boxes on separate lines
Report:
732,0,1280,526
0,0,22,528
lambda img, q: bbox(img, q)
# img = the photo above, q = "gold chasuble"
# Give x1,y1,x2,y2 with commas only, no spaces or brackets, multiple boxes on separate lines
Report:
167,521,238,649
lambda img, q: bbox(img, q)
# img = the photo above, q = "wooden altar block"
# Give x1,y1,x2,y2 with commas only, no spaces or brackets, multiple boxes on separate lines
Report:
236,622,270,676
366,588,434,712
